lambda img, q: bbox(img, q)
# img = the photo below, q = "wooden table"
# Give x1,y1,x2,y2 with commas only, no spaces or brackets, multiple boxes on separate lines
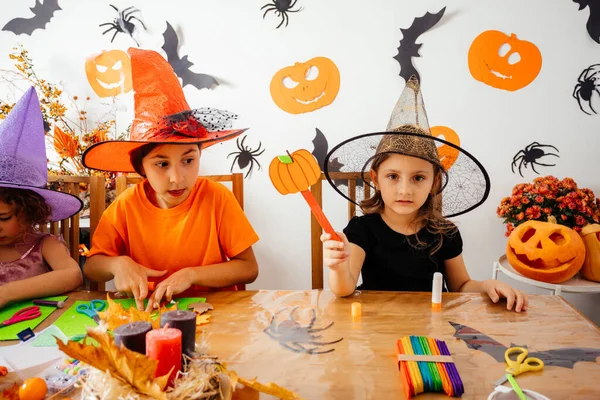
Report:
2,290,600,399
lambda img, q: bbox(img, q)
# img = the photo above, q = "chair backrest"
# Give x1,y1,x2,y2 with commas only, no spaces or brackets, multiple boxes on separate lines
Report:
47,175,106,290
309,172,371,289
113,173,246,290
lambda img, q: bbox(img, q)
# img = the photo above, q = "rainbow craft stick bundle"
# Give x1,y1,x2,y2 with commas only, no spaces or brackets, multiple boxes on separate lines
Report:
396,336,464,398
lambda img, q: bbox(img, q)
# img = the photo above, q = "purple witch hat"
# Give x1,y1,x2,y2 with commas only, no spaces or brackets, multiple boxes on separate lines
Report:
0,87,82,221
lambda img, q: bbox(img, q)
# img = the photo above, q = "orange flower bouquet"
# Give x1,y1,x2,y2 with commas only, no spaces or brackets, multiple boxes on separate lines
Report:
497,176,600,236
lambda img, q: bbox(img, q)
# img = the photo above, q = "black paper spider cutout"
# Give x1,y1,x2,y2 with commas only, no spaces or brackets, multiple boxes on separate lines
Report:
99,4,146,46
263,307,343,354
261,0,303,29
511,142,559,177
227,136,265,179
573,64,600,115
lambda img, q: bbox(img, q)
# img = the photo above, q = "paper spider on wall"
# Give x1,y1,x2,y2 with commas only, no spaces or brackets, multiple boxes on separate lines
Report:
574,64,600,115
227,136,265,179
100,4,146,46
511,142,559,177
261,0,303,29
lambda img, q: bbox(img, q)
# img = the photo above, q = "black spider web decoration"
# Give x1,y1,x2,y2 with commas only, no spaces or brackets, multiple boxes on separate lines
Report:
165,107,238,131
323,132,491,218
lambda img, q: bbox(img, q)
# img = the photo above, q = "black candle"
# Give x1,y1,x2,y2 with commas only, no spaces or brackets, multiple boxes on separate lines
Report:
160,310,196,358
113,321,152,354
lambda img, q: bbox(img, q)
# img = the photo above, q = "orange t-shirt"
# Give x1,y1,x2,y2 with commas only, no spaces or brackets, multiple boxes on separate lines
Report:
88,177,259,293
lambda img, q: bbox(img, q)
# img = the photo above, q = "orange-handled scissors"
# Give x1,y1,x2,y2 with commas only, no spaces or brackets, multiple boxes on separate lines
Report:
495,347,544,386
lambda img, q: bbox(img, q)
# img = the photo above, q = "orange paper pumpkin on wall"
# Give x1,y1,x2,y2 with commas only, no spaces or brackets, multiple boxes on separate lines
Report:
431,126,460,170
580,224,600,282
85,50,132,97
468,30,542,91
506,218,585,284
270,57,340,114
269,149,321,194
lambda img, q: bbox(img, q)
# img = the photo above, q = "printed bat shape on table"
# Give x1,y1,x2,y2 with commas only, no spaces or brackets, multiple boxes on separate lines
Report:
449,321,600,368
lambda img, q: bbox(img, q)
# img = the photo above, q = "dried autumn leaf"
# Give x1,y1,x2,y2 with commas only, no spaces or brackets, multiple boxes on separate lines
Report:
53,126,78,158
196,314,211,326
188,302,213,314
55,326,171,400
0,384,19,400
228,371,304,400
97,294,177,330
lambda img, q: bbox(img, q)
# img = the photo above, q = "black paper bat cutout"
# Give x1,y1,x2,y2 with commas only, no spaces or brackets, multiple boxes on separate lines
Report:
573,0,600,44
393,7,446,83
2,0,61,35
162,22,219,90
312,128,328,171
449,321,600,368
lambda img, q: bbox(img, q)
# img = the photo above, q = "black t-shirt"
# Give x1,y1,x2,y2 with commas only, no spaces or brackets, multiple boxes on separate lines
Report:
343,213,463,292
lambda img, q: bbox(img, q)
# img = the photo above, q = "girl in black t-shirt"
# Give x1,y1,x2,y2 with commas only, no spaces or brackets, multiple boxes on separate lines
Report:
320,78,527,312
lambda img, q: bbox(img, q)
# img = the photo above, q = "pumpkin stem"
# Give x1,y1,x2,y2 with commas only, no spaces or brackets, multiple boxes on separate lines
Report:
547,215,558,224
286,150,293,162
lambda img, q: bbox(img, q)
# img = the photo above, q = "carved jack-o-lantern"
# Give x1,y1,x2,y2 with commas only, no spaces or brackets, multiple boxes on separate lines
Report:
85,50,132,98
506,218,585,283
468,30,542,91
270,57,340,114
580,224,600,282
431,126,460,170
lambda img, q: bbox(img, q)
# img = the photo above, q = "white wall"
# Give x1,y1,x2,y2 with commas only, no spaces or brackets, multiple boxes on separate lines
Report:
1,1,598,323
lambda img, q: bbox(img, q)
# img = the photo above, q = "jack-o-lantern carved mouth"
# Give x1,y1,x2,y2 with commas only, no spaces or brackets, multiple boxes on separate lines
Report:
488,67,512,80
96,77,127,90
294,91,325,105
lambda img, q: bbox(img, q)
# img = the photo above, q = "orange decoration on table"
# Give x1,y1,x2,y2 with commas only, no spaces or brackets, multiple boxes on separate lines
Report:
580,224,600,282
270,57,340,114
85,50,132,97
269,149,340,241
430,126,460,170
18,378,47,400
0,365,7,377
506,216,585,283
468,30,542,91
0,383,19,400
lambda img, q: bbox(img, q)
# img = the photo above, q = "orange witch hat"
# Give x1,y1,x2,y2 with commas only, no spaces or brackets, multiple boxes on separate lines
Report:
82,48,247,172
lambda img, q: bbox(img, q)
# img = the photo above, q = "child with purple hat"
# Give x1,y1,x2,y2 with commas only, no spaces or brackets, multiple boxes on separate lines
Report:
0,87,84,309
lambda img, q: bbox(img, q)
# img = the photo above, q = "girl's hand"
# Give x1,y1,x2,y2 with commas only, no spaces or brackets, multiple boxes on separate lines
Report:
321,232,350,269
111,257,167,310
483,280,529,312
145,268,194,312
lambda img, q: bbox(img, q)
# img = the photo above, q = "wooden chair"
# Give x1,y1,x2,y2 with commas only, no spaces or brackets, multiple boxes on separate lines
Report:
309,172,372,289
46,175,106,290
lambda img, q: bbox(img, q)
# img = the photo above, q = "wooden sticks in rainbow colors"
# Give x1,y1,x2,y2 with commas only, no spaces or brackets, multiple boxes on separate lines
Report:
269,149,340,241
396,336,464,398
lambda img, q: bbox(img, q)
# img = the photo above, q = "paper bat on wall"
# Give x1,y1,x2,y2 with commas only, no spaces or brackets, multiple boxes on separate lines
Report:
393,7,446,83
161,22,219,90
573,0,600,44
2,0,61,35
449,321,600,368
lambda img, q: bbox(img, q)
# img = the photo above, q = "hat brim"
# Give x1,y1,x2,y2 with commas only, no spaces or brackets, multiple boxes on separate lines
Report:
82,128,247,172
0,182,83,222
323,131,491,218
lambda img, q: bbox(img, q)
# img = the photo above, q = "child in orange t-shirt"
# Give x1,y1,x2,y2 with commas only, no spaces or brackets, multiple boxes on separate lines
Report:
82,48,259,311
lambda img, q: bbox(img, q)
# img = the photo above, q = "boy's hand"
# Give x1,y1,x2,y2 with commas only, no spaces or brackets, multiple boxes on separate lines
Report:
321,232,350,269
145,268,194,312
111,256,167,310
483,279,529,312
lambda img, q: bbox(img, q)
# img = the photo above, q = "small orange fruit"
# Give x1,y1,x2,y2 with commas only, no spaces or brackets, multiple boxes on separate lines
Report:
18,377,47,400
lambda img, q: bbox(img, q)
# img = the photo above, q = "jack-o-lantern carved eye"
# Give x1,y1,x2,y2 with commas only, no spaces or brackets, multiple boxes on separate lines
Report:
85,50,132,98
270,57,340,114
468,30,542,91
506,218,585,283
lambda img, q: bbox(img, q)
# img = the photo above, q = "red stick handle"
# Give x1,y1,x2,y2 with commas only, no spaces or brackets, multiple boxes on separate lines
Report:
301,190,341,241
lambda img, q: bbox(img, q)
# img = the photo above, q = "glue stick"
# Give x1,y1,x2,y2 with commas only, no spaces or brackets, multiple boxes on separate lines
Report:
432,272,443,310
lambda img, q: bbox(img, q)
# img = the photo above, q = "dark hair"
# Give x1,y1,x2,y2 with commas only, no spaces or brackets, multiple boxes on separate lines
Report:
359,152,456,255
0,187,52,229
129,143,202,177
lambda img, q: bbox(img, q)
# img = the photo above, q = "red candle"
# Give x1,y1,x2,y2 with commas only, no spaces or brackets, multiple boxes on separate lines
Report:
146,326,182,387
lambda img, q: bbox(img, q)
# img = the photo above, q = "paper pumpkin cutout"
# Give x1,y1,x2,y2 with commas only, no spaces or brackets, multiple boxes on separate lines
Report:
270,57,340,114
269,149,340,240
430,126,460,170
468,30,542,91
85,50,132,97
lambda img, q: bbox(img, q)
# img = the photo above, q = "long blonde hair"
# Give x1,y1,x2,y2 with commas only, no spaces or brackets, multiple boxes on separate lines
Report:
359,153,457,255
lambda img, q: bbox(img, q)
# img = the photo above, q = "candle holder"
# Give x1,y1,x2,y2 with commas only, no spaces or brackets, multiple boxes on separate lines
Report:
160,310,196,358
113,321,152,355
